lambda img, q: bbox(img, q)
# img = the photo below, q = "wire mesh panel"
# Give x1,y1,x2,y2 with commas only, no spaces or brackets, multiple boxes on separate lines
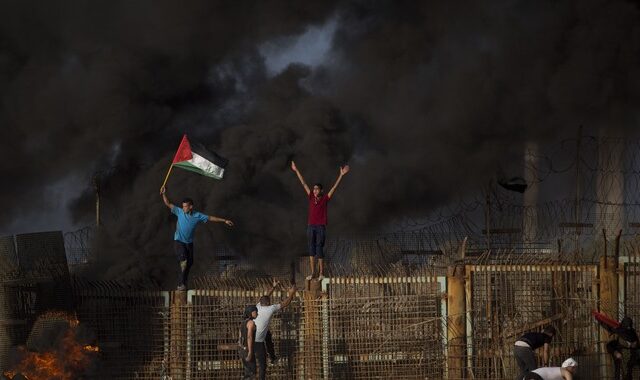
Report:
186,289,302,379
324,276,446,379
72,283,170,379
0,232,74,374
466,265,601,379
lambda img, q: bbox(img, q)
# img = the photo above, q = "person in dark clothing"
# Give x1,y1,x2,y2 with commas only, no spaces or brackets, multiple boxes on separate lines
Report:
513,325,556,380
239,305,258,380
603,316,639,380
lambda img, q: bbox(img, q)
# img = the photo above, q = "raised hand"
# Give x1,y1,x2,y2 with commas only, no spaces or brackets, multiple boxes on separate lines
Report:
160,186,166,195
340,165,350,176
291,161,298,172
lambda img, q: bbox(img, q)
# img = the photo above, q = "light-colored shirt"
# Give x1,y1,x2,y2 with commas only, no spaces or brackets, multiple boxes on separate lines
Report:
530,367,563,380
254,303,281,342
171,206,209,243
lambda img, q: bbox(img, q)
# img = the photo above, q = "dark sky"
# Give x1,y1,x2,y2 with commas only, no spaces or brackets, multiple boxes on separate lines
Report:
2,0,640,281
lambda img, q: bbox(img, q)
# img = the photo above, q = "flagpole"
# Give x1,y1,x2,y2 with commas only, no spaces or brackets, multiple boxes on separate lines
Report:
161,163,174,189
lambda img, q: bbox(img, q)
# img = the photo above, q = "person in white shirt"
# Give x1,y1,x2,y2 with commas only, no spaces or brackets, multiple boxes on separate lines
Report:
253,281,296,380
522,358,578,380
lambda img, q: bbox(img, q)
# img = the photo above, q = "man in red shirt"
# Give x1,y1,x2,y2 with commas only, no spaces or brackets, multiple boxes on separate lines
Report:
291,161,350,280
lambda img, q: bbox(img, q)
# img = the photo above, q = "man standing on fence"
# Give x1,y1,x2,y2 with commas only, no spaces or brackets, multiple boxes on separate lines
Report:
522,357,578,380
239,305,258,379
160,186,234,290
602,316,639,380
290,161,350,280
513,325,556,380
254,282,296,380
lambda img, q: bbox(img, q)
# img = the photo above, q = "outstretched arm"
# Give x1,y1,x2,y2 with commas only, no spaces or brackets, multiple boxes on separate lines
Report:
258,280,280,304
291,161,310,196
327,165,350,199
279,285,297,310
208,215,234,226
561,368,573,380
160,186,174,210
267,280,280,297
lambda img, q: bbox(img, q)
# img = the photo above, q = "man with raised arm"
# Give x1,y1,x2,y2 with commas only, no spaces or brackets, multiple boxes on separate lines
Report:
253,282,296,380
290,161,350,280
160,186,234,290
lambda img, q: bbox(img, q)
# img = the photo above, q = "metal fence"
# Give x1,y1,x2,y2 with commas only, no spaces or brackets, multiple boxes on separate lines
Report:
465,264,601,379
6,259,640,378
72,280,170,379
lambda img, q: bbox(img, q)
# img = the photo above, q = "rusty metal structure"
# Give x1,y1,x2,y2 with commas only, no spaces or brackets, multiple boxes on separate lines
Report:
42,245,635,380
4,233,640,378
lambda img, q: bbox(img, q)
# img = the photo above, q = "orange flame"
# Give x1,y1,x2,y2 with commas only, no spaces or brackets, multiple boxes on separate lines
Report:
3,313,98,380
83,345,99,352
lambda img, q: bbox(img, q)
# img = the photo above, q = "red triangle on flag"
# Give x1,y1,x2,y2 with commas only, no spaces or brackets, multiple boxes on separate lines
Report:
172,135,193,163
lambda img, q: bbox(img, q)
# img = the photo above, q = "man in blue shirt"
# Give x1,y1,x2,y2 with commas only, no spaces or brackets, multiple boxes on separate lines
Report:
161,186,234,290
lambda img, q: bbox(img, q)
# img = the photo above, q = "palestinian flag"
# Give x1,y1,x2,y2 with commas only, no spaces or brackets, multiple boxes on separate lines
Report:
172,135,228,180
592,310,620,329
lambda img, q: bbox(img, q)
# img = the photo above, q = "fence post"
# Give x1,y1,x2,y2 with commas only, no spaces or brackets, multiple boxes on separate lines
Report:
447,265,466,379
599,256,619,321
170,291,188,380
599,256,618,379
301,280,322,379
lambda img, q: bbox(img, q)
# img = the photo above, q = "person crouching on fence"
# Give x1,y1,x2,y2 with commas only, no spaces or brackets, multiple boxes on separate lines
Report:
522,357,578,380
239,305,258,380
513,325,556,380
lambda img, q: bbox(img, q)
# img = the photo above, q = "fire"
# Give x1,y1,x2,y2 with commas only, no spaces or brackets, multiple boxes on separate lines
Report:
3,312,99,380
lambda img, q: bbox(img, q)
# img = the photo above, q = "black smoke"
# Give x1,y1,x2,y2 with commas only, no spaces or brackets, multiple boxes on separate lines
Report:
2,0,640,282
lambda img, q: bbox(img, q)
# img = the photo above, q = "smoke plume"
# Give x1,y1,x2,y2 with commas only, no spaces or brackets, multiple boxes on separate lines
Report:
2,0,640,282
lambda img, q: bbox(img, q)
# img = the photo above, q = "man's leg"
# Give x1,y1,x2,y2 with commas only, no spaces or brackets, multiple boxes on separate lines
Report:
608,341,623,380
307,226,317,279
316,226,326,278
254,342,268,380
175,241,188,289
265,330,277,363
182,243,194,288
242,354,256,380
625,348,639,380
513,346,536,380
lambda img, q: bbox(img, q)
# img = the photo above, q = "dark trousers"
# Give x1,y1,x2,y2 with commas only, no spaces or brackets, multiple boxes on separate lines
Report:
627,348,640,380
254,343,267,380
265,330,276,361
513,346,536,380
609,340,640,380
522,372,544,380
307,225,326,258
239,347,256,380
174,241,194,287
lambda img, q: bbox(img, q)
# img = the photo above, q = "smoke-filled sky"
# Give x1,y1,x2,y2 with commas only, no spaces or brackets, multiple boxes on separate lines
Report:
3,0,640,281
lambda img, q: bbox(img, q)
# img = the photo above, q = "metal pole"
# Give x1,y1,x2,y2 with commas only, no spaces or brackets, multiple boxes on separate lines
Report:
575,126,582,255
93,175,100,228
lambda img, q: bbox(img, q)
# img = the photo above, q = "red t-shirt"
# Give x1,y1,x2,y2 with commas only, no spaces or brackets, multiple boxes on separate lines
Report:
308,193,329,225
